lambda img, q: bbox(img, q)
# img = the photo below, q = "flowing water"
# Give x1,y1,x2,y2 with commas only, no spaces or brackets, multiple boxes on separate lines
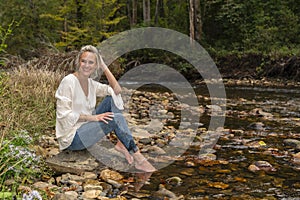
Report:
124,83,300,199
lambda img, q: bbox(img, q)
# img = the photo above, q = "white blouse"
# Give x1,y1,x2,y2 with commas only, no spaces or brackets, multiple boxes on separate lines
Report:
55,74,123,150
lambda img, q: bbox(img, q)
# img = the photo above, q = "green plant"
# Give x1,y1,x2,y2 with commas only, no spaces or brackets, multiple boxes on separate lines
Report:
0,20,20,65
0,130,42,199
0,68,60,199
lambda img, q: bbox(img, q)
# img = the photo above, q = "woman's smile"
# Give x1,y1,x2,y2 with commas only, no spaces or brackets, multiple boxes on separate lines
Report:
79,52,97,77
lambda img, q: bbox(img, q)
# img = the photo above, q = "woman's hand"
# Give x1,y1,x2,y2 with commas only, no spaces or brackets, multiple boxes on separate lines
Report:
93,112,114,124
99,54,108,72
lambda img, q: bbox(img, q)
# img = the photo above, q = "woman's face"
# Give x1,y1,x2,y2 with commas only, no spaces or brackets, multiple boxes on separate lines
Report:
78,51,97,77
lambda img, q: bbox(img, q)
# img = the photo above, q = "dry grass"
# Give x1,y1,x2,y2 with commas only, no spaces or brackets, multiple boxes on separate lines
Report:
0,67,64,137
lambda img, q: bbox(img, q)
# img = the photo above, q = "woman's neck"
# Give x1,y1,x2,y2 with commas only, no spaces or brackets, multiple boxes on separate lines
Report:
74,71,88,81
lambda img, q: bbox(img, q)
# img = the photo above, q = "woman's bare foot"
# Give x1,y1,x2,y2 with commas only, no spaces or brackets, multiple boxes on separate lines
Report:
114,140,134,165
133,151,156,172
134,172,153,191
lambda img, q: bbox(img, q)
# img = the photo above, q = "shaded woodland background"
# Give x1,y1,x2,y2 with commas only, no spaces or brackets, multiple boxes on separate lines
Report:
1,0,300,80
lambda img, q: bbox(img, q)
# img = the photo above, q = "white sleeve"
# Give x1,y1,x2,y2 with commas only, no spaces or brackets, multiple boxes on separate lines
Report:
94,81,124,110
55,78,80,131
108,87,124,110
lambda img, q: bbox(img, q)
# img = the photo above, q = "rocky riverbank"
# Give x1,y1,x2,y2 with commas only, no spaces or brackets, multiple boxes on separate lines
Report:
7,84,300,199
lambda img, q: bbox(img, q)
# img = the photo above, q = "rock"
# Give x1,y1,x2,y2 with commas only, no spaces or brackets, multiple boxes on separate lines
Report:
61,173,85,182
248,161,276,172
283,139,300,150
247,122,265,131
208,181,230,189
143,146,166,155
292,152,300,165
131,127,154,139
100,169,124,182
52,193,77,200
46,149,100,175
82,172,98,180
249,108,273,119
53,191,79,200
166,176,183,186
32,181,58,190
83,183,103,191
139,138,152,145
152,184,184,200
82,189,102,199
248,164,260,172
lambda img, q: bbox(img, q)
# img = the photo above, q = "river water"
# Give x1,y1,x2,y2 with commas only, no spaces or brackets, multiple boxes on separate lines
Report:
122,82,300,199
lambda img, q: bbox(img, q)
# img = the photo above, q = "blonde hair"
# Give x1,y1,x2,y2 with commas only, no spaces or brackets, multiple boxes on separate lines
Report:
75,45,102,80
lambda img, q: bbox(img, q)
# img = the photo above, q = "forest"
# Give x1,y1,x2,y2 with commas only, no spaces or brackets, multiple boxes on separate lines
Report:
1,0,300,80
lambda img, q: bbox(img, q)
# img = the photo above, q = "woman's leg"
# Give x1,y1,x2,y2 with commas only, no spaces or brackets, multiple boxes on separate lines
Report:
96,96,138,153
69,96,156,171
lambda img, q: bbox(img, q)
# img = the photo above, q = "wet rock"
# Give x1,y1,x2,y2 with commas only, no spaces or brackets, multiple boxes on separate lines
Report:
245,140,267,148
180,168,195,176
247,122,266,131
283,139,300,150
249,108,273,119
152,184,184,200
248,161,276,172
208,181,230,190
292,152,300,165
166,176,183,186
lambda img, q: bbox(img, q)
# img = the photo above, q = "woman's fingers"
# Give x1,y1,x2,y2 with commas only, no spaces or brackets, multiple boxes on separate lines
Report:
98,112,114,123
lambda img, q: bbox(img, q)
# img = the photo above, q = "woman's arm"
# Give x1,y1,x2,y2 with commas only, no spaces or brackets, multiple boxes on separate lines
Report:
79,113,114,124
99,55,122,95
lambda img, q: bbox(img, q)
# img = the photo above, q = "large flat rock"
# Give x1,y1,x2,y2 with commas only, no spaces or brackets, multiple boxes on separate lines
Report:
46,144,131,175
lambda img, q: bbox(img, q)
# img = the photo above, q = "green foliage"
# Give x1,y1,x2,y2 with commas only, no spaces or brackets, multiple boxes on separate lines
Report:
0,0,299,60
0,20,19,65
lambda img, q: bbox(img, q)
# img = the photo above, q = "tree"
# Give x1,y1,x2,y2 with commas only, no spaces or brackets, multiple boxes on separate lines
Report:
189,0,202,42
143,0,151,25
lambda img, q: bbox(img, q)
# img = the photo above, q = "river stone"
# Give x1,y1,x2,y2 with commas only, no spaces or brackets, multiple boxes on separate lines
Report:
247,122,265,130
52,192,77,200
283,139,300,150
46,149,101,175
100,169,124,181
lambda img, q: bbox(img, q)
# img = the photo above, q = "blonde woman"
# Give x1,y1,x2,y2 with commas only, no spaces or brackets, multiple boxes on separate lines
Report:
55,45,155,172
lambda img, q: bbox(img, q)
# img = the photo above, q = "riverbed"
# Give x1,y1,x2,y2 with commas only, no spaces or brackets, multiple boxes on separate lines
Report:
125,83,300,199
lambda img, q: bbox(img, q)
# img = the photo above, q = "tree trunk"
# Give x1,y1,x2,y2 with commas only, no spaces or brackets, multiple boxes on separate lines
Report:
132,0,137,25
189,0,195,42
143,0,151,25
195,0,202,41
189,0,202,43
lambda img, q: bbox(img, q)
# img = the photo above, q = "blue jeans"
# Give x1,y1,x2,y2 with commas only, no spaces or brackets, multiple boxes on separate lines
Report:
67,96,138,153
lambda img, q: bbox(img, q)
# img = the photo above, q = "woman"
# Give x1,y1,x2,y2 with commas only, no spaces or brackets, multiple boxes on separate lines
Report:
55,45,155,172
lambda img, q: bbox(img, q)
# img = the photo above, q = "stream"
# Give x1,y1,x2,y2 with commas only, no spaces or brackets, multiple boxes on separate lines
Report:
123,83,300,199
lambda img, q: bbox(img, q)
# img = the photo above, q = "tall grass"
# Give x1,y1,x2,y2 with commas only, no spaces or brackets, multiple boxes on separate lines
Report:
1,67,63,135
0,67,64,198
